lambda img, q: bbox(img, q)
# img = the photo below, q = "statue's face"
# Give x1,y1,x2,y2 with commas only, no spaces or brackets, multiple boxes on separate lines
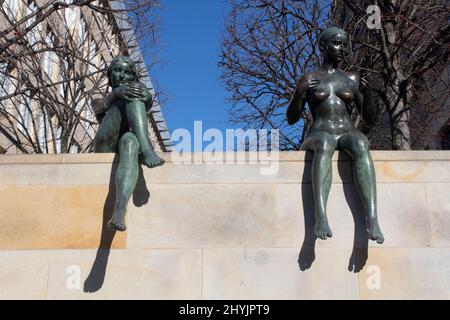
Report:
110,61,134,88
324,33,348,63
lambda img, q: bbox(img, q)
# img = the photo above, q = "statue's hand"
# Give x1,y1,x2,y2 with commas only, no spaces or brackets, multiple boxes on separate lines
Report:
112,84,131,101
307,78,320,92
298,76,320,94
360,77,371,95
113,83,152,103
126,83,152,103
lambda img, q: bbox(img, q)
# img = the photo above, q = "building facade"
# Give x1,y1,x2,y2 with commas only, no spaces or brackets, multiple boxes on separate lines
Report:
0,0,171,154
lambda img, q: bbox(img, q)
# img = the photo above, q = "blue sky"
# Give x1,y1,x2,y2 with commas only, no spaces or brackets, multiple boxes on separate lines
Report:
145,0,235,148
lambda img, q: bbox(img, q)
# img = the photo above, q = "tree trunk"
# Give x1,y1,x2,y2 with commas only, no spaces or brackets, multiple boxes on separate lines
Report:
386,79,412,150
382,4,412,150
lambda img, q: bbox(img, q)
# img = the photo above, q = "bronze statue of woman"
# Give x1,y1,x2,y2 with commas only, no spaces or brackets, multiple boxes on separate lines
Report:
287,27,384,244
93,56,164,232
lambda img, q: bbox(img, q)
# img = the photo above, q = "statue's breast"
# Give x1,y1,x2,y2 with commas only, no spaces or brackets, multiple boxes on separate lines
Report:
307,71,356,106
312,88,331,103
309,86,353,105
335,88,354,103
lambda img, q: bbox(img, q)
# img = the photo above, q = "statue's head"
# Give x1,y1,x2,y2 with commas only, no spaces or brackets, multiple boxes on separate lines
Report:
107,56,138,88
318,27,349,63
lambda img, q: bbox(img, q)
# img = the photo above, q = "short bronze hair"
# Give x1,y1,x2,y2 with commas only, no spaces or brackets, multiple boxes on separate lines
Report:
318,27,348,52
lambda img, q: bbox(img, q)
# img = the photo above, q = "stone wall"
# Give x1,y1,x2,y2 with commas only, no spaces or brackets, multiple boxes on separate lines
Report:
0,151,449,299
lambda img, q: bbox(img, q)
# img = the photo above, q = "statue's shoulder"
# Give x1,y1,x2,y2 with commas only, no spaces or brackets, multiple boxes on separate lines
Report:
344,71,360,84
298,72,309,82
302,70,319,79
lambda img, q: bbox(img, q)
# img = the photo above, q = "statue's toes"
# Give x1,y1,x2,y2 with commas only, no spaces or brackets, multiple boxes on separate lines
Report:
107,220,126,232
369,233,384,244
316,232,327,240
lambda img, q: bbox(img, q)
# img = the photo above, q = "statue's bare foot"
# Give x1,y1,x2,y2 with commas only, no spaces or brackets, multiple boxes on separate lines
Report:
314,219,333,240
367,218,384,244
107,214,126,232
142,152,165,168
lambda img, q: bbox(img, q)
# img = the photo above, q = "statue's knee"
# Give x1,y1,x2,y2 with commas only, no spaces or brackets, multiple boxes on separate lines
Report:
125,99,145,110
316,139,336,155
119,133,140,154
352,138,369,158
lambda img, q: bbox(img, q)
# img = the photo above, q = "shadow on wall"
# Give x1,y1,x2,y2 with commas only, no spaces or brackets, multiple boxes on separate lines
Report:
83,158,150,293
298,151,369,273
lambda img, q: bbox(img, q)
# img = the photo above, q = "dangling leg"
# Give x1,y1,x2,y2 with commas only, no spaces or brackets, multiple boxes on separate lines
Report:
107,132,140,231
125,98,165,168
339,131,384,244
301,132,337,240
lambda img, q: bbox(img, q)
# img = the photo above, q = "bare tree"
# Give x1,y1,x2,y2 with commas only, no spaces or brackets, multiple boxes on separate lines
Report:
219,0,332,150
334,0,450,150
220,0,449,150
0,0,162,153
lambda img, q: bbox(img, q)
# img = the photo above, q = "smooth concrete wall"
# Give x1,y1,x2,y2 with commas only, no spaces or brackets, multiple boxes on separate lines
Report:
0,152,449,299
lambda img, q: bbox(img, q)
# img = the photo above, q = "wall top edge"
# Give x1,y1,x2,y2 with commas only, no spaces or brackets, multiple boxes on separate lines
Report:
0,151,449,164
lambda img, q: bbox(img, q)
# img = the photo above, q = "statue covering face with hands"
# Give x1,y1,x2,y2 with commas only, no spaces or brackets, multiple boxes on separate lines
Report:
287,27,384,244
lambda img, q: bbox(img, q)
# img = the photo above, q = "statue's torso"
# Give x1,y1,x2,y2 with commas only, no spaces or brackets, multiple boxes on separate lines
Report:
306,70,357,135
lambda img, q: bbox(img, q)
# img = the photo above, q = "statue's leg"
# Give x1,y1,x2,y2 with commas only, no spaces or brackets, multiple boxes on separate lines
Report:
125,99,165,168
93,104,124,153
301,132,337,240
107,132,140,232
338,131,384,244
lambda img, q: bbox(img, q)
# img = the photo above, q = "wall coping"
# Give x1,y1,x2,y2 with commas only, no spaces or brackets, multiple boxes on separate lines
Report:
0,151,449,164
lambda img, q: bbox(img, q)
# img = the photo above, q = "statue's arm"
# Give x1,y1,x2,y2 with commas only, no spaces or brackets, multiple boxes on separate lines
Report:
92,91,116,122
141,87,153,111
92,84,154,123
141,86,153,105
286,75,308,125
353,75,378,126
